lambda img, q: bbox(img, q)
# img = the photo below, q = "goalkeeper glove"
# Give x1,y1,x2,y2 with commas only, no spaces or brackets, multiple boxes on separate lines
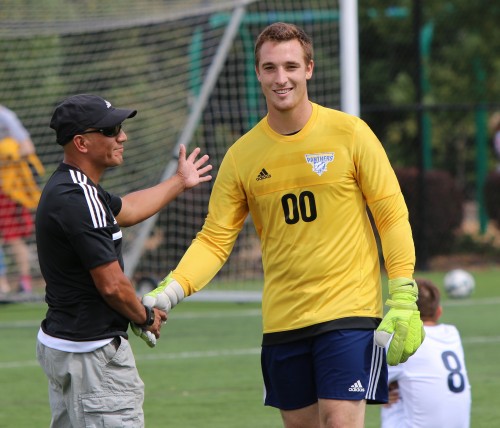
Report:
142,272,185,313
130,322,157,348
374,277,425,366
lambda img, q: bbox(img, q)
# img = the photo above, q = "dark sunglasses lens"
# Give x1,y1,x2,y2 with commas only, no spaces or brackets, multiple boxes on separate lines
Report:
101,124,122,137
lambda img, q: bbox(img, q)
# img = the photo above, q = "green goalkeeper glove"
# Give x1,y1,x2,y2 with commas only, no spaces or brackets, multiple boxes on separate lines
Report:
130,322,156,348
142,272,185,313
374,278,425,366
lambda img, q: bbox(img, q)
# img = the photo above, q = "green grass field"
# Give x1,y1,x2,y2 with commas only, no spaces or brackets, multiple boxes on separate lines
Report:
0,268,499,427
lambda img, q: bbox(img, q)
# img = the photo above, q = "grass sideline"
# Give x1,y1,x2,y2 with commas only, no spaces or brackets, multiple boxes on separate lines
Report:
0,268,499,427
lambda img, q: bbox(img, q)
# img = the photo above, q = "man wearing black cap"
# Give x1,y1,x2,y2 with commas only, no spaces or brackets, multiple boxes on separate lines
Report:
35,94,212,427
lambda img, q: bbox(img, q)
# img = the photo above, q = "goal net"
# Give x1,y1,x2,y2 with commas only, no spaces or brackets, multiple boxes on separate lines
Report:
0,0,340,291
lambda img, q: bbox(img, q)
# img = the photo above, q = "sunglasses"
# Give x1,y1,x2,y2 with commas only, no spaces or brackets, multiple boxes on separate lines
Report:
81,123,122,138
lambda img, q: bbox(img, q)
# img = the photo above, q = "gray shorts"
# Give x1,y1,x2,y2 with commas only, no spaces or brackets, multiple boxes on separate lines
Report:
37,336,145,428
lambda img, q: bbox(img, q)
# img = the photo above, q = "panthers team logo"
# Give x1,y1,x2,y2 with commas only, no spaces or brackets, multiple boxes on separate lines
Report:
305,152,335,176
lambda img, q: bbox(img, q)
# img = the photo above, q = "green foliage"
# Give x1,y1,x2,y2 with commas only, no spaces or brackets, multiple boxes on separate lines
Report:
360,1,500,106
451,227,500,255
396,167,464,257
359,1,500,184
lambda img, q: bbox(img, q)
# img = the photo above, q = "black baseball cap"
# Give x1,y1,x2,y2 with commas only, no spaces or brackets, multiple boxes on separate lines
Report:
50,94,137,145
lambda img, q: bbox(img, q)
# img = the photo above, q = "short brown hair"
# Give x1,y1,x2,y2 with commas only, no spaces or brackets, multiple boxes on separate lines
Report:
254,22,313,67
415,278,441,321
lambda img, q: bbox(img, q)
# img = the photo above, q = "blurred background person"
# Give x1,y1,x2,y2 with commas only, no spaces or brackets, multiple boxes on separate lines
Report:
380,278,471,428
0,245,9,294
0,105,44,293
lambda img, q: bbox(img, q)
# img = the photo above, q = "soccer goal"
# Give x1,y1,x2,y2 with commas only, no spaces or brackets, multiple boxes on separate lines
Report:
0,0,341,292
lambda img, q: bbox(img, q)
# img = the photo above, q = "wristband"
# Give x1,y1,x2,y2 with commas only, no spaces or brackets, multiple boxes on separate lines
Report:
140,304,155,327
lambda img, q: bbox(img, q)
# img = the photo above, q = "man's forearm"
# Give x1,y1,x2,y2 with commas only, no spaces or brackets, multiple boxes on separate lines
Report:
118,175,185,226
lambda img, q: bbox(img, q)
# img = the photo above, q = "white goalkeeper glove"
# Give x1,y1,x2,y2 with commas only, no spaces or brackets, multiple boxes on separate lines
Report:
374,278,425,366
142,272,185,313
130,322,157,348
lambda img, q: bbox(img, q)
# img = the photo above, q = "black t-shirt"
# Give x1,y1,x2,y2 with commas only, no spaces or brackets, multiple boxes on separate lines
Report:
36,163,128,341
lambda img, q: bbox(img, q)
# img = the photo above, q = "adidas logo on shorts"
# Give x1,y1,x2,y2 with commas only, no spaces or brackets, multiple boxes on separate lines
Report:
348,380,365,392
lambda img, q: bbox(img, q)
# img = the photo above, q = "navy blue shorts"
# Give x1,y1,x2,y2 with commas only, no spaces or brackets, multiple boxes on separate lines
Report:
261,329,388,410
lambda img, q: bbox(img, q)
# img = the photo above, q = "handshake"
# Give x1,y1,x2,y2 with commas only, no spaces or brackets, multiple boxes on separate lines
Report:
131,272,185,348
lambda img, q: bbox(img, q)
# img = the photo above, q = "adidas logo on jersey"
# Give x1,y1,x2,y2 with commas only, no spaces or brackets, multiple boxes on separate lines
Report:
256,168,271,181
348,380,365,392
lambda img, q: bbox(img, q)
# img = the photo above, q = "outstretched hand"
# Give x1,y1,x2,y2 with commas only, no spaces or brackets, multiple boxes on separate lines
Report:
176,144,212,189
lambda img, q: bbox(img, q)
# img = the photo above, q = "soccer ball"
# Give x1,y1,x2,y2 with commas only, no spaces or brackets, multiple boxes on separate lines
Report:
443,269,475,298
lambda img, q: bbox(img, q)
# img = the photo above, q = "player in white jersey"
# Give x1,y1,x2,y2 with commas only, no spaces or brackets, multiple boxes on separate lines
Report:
381,278,471,428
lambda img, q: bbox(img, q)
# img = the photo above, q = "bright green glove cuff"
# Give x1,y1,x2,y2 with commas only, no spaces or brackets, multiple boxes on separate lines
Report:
142,272,185,313
386,278,418,310
374,277,425,366
130,322,156,348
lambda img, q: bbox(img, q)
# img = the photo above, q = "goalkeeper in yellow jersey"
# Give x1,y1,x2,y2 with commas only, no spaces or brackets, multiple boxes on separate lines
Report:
144,22,424,427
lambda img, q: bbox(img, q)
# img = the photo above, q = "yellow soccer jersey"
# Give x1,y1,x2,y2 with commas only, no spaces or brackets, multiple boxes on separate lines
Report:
174,103,415,336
